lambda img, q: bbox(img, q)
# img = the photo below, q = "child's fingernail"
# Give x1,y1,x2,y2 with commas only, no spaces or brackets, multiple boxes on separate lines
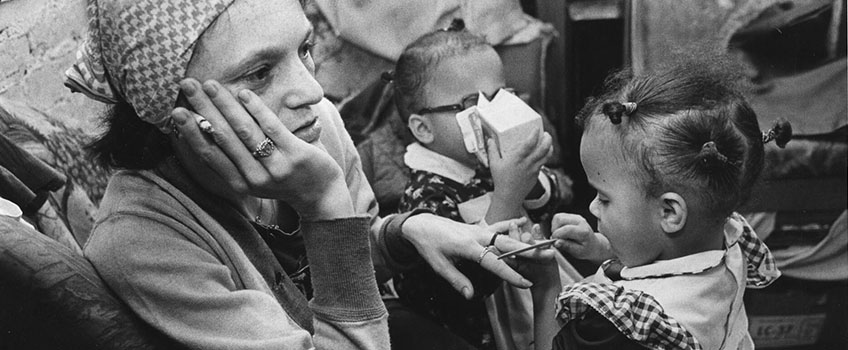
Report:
461,286,472,299
202,80,218,97
522,278,533,287
238,89,251,103
180,80,197,97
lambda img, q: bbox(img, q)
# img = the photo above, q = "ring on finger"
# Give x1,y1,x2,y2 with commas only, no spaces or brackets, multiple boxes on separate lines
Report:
251,137,276,159
488,232,504,247
476,246,495,264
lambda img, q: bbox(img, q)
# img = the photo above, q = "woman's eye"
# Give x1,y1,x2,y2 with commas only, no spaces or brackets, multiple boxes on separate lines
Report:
245,66,271,82
300,40,315,59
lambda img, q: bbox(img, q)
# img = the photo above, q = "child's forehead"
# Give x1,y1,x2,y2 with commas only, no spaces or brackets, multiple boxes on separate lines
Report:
427,51,504,86
580,126,638,178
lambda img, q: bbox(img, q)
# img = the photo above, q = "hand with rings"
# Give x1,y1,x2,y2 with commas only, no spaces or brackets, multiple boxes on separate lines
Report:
476,245,496,264
402,214,556,299
169,78,353,220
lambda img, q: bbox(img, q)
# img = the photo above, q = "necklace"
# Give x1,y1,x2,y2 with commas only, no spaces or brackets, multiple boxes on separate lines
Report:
253,199,280,230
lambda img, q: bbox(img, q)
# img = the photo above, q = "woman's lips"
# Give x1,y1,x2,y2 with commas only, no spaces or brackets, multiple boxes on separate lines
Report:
293,117,321,143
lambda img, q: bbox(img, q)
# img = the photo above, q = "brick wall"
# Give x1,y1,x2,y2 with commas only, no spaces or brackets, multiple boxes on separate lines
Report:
0,0,105,132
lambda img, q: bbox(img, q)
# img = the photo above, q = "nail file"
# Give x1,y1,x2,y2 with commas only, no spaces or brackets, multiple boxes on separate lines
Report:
497,239,556,260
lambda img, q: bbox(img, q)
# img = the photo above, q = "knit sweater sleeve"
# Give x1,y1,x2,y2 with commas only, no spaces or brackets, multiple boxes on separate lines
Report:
302,217,389,349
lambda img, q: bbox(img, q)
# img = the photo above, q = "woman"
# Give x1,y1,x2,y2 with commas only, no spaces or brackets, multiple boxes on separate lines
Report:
64,0,544,348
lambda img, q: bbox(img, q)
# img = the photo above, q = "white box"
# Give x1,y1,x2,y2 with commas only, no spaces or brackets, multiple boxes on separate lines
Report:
475,89,543,159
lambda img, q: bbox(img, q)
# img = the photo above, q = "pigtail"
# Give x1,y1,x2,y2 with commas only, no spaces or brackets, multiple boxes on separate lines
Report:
601,101,637,125
762,119,792,148
697,141,732,170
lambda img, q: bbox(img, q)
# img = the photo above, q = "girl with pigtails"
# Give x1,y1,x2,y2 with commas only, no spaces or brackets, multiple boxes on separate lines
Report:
521,56,792,350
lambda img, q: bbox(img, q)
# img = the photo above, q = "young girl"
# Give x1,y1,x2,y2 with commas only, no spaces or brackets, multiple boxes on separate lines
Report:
529,58,791,350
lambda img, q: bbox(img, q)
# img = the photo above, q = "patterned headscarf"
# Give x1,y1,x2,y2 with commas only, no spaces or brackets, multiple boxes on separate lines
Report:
65,0,237,133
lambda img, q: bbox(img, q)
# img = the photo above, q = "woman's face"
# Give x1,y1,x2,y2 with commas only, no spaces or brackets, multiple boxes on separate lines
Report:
185,0,323,143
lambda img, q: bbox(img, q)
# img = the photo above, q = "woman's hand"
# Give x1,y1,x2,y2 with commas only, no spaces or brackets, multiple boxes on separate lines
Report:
485,129,553,223
401,214,555,299
550,213,614,263
170,78,353,220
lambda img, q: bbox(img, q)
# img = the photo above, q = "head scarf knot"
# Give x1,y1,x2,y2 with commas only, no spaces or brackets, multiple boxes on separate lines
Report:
65,0,236,133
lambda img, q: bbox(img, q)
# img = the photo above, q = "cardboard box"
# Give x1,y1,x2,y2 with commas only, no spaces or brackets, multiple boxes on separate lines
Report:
475,89,543,159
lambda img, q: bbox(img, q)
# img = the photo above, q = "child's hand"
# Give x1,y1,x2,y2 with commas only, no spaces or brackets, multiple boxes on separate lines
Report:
510,223,561,350
510,223,558,286
485,129,553,221
550,213,614,263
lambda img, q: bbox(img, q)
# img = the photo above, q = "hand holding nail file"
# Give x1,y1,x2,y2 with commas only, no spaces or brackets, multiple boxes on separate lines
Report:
455,89,544,168
497,239,557,260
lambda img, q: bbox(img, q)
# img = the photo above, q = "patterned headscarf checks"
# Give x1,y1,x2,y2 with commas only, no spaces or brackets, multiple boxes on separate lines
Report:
65,0,236,133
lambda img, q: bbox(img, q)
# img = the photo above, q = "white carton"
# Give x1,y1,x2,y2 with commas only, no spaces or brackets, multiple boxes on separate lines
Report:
475,89,543,159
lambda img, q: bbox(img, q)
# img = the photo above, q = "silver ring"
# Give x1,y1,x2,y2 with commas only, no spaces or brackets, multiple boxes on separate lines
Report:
251,137,276,159
476,246,494,264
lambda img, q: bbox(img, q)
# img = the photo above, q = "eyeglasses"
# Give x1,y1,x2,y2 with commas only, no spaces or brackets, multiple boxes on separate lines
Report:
417,88,516,115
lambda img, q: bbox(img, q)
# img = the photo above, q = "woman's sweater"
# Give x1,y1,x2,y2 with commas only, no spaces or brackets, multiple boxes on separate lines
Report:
84,99,393,349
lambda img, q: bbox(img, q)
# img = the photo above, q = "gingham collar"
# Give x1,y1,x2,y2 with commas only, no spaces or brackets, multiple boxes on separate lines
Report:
404,143,477,184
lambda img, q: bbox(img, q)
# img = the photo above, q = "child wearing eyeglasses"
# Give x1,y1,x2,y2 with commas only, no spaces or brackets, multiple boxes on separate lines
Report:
390,22,561,350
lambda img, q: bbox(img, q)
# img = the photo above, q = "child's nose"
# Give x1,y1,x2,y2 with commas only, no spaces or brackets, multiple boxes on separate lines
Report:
589,196,601,218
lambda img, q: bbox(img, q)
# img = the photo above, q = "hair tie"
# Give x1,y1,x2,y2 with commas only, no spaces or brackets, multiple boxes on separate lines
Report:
601,101,636,125
700,141,729,165
622,102,637,115
761,130,775,144
762,119,793,148
381,71,394,83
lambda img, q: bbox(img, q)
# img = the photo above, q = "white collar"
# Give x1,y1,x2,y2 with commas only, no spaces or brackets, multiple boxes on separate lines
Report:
619,250,725,280
404,143,477,184
618,214,749,280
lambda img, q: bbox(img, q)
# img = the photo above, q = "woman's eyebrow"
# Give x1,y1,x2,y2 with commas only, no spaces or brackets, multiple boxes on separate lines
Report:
219,24,313,82
220,48,285,81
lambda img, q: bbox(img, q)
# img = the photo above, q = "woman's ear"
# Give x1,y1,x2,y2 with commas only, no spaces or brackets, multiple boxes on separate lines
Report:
659,192,687,234
408,114,435,144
